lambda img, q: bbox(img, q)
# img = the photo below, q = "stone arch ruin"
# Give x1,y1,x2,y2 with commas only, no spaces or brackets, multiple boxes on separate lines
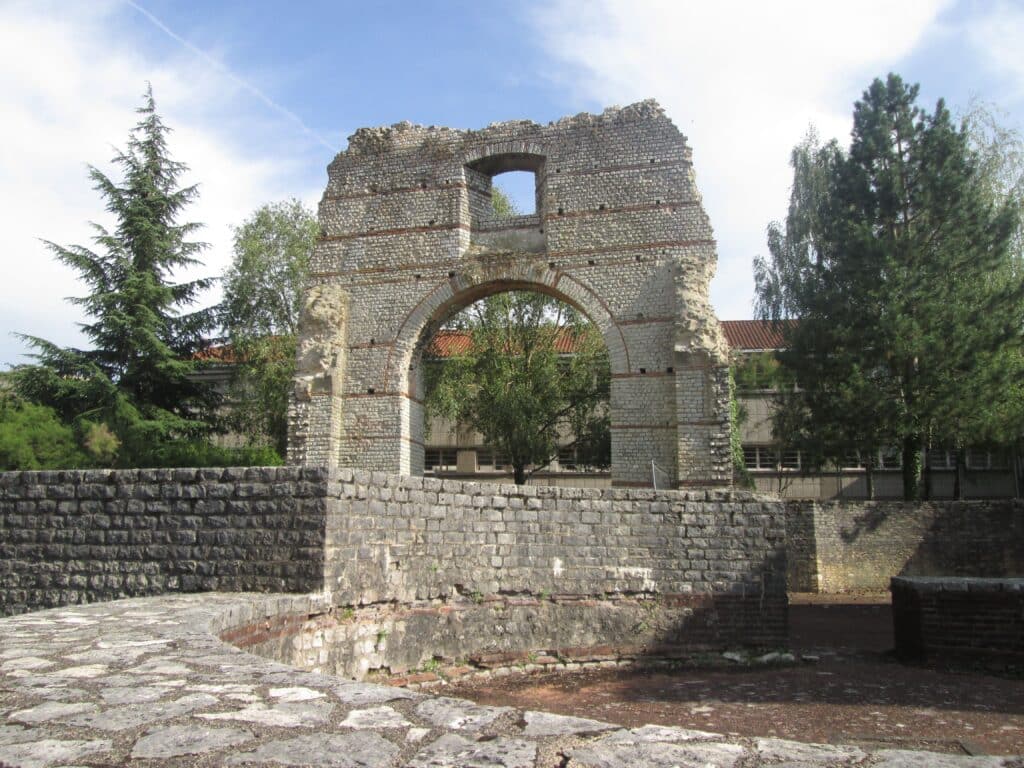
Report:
288,100,732,487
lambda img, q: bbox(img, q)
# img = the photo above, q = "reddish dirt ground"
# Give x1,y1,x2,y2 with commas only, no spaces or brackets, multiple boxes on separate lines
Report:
445,594,1024,756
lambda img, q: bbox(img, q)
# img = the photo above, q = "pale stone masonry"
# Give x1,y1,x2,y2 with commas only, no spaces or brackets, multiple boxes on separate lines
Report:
288,101,732,488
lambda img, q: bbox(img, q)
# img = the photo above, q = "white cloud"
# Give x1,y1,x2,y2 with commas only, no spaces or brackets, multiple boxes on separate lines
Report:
0,1,331,367
531,0,951,319
966,1,1024,102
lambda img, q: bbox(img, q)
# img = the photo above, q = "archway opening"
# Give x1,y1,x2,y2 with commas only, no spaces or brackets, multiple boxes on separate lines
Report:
414,289,611,487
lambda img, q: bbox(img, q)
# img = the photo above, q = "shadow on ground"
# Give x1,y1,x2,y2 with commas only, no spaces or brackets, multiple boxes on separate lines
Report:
446,596,1024,756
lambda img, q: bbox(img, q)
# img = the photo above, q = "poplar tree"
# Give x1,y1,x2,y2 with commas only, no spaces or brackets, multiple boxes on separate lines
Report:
13,86,217,460
755,74,1022,500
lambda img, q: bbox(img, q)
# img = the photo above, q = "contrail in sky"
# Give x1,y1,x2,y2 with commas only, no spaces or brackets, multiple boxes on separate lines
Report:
124,0,339,153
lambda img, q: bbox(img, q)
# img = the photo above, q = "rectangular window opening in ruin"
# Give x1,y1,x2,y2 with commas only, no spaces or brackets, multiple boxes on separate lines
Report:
491,170,537,217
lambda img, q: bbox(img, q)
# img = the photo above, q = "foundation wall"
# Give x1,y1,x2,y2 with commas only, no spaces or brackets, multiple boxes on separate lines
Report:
891,576,1024,661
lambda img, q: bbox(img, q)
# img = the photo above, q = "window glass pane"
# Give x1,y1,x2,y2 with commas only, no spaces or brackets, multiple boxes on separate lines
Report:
966,447,988,469
477,448,493,468
879,447,902,469
842,451,864,469
990,449,1009,470
781,449,800,470
558,446,577,470
425,449,440,470
927,449,953,470
742,446,759,470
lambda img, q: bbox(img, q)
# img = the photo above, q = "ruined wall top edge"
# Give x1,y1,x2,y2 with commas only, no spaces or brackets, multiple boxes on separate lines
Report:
335,99,685,163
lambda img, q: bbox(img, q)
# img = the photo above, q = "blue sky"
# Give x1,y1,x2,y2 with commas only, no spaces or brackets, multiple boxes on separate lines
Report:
2,0,1023,366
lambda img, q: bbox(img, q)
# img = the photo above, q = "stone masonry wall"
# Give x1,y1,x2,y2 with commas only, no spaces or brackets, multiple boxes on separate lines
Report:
892,577,1024,661
324,471,786,604
315,470,787,672
0,467,328,615
289,100,733,488
786,500,1024,593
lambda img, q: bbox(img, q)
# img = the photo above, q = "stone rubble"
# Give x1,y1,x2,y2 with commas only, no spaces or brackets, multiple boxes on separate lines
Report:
0,593,1019,768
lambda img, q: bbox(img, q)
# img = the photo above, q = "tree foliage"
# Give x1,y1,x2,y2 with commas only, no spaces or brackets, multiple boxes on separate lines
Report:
220,199,317,455
490,185,519,218
0,391,87,471
10,86,219,466
425,291,610,484
754,74,1024,500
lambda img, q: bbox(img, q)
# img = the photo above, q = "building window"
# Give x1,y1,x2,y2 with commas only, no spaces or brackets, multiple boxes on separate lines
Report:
842,451,865,470
477,446,508,471
966,447,1008,470
425,448,457,471
557,445,577,470
780,448,801,471
879,446,902,470
927,448,957,470
743,445,779,471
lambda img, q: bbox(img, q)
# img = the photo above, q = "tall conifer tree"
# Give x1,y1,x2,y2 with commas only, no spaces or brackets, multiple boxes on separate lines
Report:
13,86,217,458
756,74,1022,500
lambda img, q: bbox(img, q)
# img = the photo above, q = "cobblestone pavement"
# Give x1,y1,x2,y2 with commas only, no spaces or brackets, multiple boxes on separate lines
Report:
1,594,1021,767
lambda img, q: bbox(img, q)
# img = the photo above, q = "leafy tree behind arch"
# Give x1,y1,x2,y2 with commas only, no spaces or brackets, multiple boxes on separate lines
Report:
425,291,610,485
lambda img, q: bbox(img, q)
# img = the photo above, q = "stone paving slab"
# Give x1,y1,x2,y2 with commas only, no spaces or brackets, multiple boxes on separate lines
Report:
0,593,1020,768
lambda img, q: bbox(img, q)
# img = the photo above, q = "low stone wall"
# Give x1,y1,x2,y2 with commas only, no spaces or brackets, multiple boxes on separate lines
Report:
1,467,787,661
322,471,788,665
891,577,1024,661
786,500,1024,592
234,594,781,683
0,467,329,615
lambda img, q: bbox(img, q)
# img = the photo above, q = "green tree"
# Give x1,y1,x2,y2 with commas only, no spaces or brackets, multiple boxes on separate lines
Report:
754,74,1023,500
425,291,610,485
0,391,87,471
490,185,519,218
220,199,317,455
11,86,218,464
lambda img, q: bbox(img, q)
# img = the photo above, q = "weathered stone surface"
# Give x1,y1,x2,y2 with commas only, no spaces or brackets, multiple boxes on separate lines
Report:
66,693,219,732
755,737,865,765
522,711,617,737
333,683,422,706
226,732,400,766
198,700,335,728
9,701,96,724
0,737,111,768
596,724,723,743
569,739,748,768
340,706,413,730
869,751,1011,768
130,724,253,758
406,733,537,768
414,696,511,731
0,467,328,617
